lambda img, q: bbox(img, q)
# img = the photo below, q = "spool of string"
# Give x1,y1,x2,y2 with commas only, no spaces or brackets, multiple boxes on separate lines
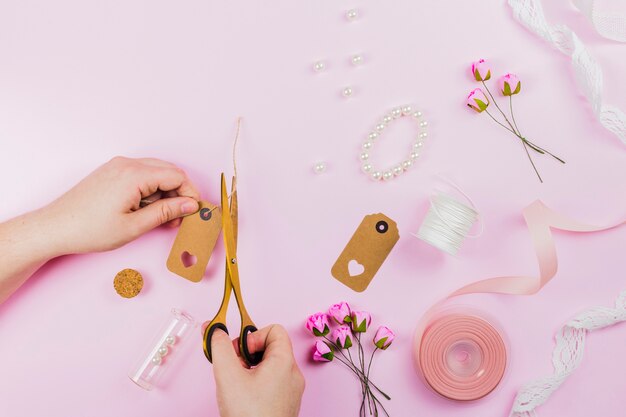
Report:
415,311,507,401
414,187,481,256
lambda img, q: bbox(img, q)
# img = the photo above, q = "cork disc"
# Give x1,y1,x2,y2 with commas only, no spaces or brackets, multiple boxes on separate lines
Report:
113,268,144,298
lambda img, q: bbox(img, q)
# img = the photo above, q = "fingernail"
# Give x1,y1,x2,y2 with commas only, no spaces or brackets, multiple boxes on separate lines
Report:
181,201,197,214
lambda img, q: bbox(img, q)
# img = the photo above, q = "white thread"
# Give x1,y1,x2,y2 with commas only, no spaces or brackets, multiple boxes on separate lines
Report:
414,191,481,256
510,290,626,417
509,0,626,144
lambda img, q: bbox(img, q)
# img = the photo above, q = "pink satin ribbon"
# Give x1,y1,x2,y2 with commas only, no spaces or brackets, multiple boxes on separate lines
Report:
415,200,625,400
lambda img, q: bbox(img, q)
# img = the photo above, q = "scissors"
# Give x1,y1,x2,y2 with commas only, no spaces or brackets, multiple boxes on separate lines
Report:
202,173,264,366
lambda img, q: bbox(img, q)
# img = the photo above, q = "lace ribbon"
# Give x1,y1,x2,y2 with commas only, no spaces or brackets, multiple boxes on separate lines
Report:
508,0,626,144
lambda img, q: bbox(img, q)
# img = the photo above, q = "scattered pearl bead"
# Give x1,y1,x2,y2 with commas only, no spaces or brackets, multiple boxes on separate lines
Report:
368,132,379,141
351,55,363,65
393,165,403,176
402,105,412,115
313,61,326,72
410,151,420,160
362,141,372,150
342,87,353,98
362,163,372,173
413,110,423,119
371,171,382,181
383,115,392,124
420,120,428,128
158,345,169,357
360,152,369,161
151,355,162,365
402,160,413,170
375,123,385,132
391,108,402,118
419,132,428,139
413,142,423,150
346,9,358,21
313,162,327,173
382,171,393,181
165,336,176,345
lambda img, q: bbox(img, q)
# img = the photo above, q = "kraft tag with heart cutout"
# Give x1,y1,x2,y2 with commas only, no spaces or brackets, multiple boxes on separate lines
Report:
166,201,222,282
331,213,400,292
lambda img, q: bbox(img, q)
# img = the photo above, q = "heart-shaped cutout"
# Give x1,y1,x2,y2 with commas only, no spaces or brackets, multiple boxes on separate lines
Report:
348,259,365,277
181,251,197,268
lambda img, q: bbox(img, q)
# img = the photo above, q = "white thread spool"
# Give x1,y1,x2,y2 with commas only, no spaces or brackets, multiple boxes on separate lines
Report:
414,185,482,256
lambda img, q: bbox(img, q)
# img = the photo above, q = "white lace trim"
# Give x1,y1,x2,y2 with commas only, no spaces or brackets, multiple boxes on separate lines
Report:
509,290,626,416
508,0,626,144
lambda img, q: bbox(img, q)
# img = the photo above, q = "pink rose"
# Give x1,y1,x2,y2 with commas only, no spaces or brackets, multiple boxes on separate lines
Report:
373,326,395,350
499,73,521,96
466,88,490,113
331,325,353,349
312,340,334,362
305,312,330,337
471,59,491,81
351,311,371,333
328,301,352,324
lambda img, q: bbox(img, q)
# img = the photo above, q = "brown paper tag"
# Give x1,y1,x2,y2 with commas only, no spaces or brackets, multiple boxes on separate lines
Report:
166,201,222,282
331,213,399,292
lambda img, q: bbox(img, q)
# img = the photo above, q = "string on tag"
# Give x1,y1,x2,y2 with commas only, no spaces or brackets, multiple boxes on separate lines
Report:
413,179,482,256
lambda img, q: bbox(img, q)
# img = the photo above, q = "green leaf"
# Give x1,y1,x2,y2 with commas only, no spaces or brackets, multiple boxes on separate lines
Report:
513,82,521,95
474,98,488,112
503,82,512,96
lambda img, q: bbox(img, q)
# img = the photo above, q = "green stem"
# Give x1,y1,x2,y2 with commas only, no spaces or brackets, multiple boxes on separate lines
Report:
482,81,516,132
522,140,543,183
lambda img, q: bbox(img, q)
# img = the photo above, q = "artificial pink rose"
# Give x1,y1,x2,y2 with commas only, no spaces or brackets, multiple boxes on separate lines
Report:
471,59,491,81
499,73,521,96
312,340,334,362
373,326,395,350
328,301,352,324
351,311,372,333
331,325,353,349
306,312,330,337
466,88,490,113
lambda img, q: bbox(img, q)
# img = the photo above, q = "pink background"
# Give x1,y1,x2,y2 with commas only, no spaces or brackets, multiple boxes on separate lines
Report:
0,1,625,416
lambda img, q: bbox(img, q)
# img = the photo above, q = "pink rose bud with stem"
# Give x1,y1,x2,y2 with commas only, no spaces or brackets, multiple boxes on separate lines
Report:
331,324,354,349
499,73,521,96
373,326,395,350
466,88,490,113
306,312,330,337
312,340,334,362
328,301,352,324
471,59,491,81
351,311,372,333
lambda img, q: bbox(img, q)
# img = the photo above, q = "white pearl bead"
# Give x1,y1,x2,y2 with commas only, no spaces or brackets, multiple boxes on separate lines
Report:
313,61,325,72
413,111,423,119
383,115,392,124
391,108,402,118
158,345,169,357
151,355,162,365
419,132,428,139
165,336,176,345
382,171,393,181
402,105,412,115
393,165,403,176
375,123,385,132
402,160,412,170
342,87,353,98
313,162,327,173
360,152,369,161
362,163,372,173
420,120,428,128
346,9,358,20
410,151,420,160
368,132,378,141
413,142,423,150
362,141,372,150
371,171,382,181
351,55,363,65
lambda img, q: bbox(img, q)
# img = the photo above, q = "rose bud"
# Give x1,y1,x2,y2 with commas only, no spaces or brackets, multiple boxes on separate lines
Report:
328,301,352,324
471,59,491,81
373,326,395,350
313,340,334,362
499,73,521,96
331,325,353,349
305,312,330,337
466,88,490,113
351,311,372,333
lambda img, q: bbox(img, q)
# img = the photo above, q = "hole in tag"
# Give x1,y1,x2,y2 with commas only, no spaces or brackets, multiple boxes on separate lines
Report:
181,251,197,268
348,259,365,277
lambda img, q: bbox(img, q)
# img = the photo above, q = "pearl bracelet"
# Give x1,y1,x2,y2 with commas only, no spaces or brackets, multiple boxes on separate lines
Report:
360,105,428,181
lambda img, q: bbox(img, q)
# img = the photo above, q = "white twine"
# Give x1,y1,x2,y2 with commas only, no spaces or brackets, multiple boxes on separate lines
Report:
414,188,482,256
510,290,626,417
508,0,626,144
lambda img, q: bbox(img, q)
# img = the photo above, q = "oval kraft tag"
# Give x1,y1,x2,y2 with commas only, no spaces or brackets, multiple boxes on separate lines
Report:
331,213,400,292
